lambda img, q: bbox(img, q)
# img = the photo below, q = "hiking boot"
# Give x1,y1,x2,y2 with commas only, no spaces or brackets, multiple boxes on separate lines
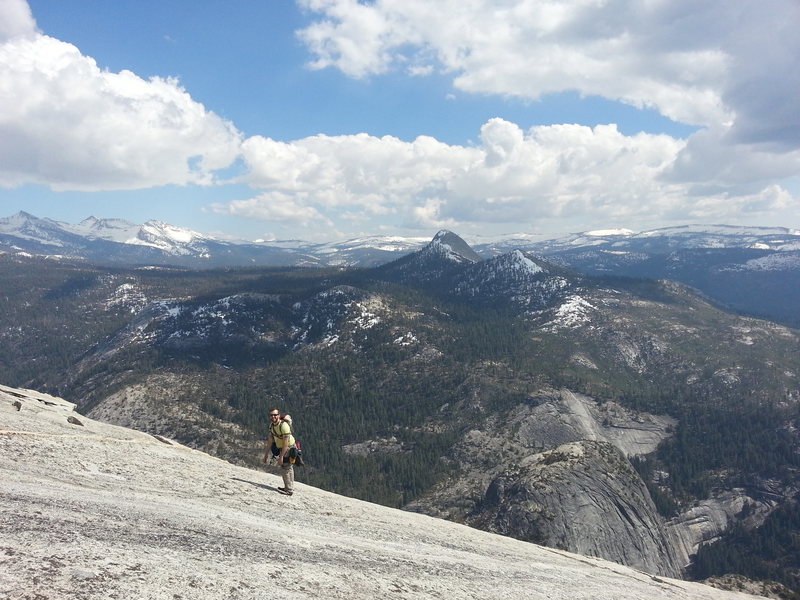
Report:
277,487,293,496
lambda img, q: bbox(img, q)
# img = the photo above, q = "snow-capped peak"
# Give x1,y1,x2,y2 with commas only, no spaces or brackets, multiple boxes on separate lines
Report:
546,295,596,330
67,217,140,243
0,211,68,245
0,211,37,228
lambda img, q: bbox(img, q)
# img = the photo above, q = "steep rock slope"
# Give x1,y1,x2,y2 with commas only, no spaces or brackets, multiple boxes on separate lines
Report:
406,389,684,577
469,440,683,577
0,384,765,600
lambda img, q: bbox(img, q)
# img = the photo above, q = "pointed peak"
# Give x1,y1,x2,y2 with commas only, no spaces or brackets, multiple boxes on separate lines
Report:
426,230,482,264
0,211,49,230
6,210,37,222
493,249,545,275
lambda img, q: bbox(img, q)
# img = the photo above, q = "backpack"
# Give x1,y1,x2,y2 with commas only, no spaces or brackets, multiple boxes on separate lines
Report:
270,414,304,466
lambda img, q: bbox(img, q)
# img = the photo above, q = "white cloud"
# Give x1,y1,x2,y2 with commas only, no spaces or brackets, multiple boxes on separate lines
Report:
296,0,800,186
297,0,734,127
0,4,242,191
229,117,791,234
0,0,37,42
239,132,476,215
210,192,333,228
298,0,400,78
667,126,800,192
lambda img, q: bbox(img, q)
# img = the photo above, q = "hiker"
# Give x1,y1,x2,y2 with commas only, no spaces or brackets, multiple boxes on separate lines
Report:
263,408,296,496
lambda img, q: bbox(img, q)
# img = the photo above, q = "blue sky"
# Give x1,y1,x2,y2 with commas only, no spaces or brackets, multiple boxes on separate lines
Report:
1,0,798,242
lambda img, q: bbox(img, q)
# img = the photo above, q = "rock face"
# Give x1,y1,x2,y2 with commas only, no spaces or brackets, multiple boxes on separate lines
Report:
667,483,797,566
428,229,483,263
505,390,677,458
468,440,684,578
407,389,683,576
1,383,763,600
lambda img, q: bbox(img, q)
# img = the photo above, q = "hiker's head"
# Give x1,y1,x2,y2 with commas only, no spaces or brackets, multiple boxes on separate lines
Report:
269,408,280,421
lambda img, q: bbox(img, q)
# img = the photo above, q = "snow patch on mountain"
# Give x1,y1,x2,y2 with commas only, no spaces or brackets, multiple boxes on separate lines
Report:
517,224,800,256
105,282,149,314
293,287,390,348
432,240,466,263
190,299,234,327
393,332,418,346
449,249,567,311
0,212,67,246
733,252,800,271
124,221,210,255
161,301,184,318
320,236,431,253
428,230,482,263
568,236,607,247
147,294,288,348
506,249,544,275
586,228,636,237
546,295,596,330
65,216,141,243
351,297,384,330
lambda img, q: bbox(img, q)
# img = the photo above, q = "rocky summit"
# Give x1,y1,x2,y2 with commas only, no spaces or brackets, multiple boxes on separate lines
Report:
0,384,767,600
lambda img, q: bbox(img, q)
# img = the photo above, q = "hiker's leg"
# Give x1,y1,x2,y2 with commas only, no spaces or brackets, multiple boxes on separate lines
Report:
281,463,294,492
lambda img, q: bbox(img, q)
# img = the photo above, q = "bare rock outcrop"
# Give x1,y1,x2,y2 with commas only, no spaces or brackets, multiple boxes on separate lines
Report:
407,388,682,576
668,482,798,566
506,389,677,457
467,440,685,578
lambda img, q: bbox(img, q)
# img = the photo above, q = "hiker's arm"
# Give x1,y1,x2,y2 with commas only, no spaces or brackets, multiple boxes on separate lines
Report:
262,433,273,463
278,444,289,464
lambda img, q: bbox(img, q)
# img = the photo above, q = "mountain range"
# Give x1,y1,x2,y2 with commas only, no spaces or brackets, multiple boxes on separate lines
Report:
2,211,799,268
3,211,799,325
0,211,427,268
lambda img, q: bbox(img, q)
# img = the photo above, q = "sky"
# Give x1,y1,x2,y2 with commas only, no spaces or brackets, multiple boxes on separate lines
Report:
0,0,798,243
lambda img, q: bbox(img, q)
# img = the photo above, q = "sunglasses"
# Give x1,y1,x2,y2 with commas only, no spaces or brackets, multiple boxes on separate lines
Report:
269,413,280,417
